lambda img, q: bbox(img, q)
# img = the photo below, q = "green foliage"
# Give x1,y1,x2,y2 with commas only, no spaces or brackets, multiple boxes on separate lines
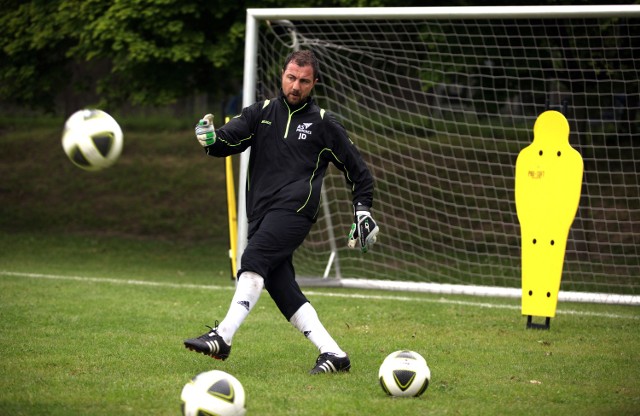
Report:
0,1,73,110
0,0,245,111
0,0,415,112
70,0,244,107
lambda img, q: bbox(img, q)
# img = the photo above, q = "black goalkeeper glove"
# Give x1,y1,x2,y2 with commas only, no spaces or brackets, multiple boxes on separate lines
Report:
347,205,379,253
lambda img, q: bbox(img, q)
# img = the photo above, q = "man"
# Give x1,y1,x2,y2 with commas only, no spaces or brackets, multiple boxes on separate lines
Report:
184,50,379,374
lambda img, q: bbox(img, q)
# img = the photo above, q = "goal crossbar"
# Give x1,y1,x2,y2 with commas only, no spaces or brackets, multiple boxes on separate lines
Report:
247,6,640,20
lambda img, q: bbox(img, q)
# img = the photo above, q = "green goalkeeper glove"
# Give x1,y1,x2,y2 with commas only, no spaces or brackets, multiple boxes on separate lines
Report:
347,205,379,253
195,114,216,147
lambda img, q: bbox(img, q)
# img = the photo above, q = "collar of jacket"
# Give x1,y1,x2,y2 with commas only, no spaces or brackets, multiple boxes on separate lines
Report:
279,90,314,113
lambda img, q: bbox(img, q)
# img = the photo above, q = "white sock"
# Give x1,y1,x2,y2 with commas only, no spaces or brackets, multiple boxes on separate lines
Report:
289,302,345,356
217,271,264,345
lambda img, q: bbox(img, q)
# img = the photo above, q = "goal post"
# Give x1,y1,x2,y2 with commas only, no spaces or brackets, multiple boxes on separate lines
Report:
238,6,640,305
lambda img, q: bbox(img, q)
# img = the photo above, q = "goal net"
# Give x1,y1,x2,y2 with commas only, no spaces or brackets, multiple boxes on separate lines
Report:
240,6,640,304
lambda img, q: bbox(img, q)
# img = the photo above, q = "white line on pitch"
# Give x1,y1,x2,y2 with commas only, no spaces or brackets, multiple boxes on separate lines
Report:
0,270,232,291
1,270,638,321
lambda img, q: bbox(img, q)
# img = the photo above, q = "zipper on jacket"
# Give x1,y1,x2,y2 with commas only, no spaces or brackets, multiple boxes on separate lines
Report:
283,100,307,139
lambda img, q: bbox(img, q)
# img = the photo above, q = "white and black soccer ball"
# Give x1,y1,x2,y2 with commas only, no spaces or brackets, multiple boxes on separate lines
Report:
61,109,123,171
378,350,431,397
181,370,246,416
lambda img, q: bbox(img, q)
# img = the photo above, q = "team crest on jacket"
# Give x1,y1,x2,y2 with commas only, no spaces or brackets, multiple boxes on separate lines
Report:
296,123,313,140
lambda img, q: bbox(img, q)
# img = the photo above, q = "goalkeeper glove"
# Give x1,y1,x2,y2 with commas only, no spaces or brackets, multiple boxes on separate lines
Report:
347,206,379,253
195,114,216,147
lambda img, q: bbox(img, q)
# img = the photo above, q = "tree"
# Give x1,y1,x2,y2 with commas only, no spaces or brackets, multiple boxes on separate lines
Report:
1,0,427,113
0,0,250,113
0,1,75,112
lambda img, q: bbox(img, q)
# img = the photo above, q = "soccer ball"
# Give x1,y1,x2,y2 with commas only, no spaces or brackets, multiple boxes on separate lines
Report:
181,370,246,416
378,350,431,397
61,109,123,171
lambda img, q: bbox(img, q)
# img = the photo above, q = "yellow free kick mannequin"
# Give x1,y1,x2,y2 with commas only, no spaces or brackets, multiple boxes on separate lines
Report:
515,110,583,329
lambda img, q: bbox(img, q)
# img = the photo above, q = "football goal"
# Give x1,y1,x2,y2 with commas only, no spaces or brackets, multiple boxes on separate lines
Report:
237,6,640,305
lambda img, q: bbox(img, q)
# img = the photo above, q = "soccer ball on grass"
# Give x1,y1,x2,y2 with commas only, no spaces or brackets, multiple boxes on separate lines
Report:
61,109,123,171
378,350,431,397
181,370,246,416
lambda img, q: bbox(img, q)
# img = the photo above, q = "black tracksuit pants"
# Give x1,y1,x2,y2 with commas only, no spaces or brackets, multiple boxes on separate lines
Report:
237,209,312,320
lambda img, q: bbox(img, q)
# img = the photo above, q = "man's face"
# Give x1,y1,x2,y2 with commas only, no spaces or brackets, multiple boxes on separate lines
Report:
281,62,317,106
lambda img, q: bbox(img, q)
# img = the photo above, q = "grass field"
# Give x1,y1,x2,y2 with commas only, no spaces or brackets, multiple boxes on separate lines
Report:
1,232,639,415
1,119,639,415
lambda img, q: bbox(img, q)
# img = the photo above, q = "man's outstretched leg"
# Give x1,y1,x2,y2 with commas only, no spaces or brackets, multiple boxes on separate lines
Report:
290,302,351,374
184,271,264,360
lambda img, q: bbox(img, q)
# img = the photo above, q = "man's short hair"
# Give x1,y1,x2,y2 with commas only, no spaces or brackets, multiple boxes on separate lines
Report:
283,50,320,81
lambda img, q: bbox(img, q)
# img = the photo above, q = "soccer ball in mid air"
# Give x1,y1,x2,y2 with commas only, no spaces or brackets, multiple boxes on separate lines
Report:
378,350,431,397
181,370,246,416
61,109,123,171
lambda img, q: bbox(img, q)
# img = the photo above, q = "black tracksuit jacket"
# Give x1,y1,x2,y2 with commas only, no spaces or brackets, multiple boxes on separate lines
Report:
205,92,374,223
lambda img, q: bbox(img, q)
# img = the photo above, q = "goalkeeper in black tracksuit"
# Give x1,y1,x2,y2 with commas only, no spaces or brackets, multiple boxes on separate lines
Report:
184,50,379,374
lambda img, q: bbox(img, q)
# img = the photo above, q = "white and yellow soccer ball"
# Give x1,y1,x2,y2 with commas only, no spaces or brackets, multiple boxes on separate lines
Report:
61,109,123,171
378,350,431,397
181,370,246,416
